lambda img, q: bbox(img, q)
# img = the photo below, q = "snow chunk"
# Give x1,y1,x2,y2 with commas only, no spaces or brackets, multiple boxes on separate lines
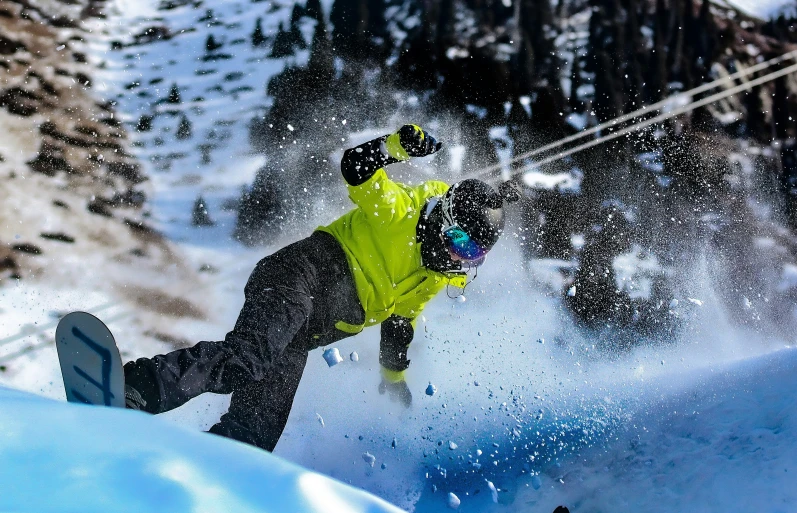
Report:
567,286,576,297
447,492,461,509
316,413,325,427
362,452,376,467
350,351,359,362
486,480,498,503
322,348,343,367
426,383,437,396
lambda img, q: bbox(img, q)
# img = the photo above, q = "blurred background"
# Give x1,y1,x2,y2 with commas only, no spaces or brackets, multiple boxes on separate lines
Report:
2,0,797,510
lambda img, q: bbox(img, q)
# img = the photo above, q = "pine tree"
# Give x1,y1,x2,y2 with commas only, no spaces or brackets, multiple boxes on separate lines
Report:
305,0,322,21
136,114,153,132
648,0,669,102
511,30,535,96
289,5,308,50
205,34,222,53
624,0,644,110
192,195,215,226
307,12,334,83
330,0,368,59
586,6,623,122
569,52,583,112
233,168,283,246
774,75,793,141
252,18,267,47
167,83,181,104
270,23,295,58
176,115,192,140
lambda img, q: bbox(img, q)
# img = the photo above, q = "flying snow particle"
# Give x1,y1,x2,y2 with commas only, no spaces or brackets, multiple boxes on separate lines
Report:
447,493,461,509
448,441,458,450
362,452,376,467
687,297,704,306
567,286,576,297
531,475,542,490
476,449,483,457
537,338,544,344
456,295,466,303
669,298,679,309
350,351,359,362
392,438,397,448
316,413,325,427
486,480,498,503
426,383,437,396
322,348,343,367
287,124,294,131
743,296,753,309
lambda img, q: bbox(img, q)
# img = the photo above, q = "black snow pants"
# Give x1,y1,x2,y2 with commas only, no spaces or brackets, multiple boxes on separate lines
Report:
123,231,365,451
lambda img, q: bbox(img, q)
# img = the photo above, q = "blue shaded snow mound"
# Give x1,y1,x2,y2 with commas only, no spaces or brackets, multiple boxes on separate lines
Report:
0,387,403,513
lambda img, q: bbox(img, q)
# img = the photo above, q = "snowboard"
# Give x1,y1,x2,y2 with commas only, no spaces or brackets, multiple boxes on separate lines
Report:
55,311,125,408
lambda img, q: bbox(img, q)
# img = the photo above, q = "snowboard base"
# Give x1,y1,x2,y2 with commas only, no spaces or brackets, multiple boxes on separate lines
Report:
55,311,125,408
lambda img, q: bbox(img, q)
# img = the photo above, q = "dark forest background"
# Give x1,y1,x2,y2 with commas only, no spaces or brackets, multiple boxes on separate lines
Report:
234,0,797,349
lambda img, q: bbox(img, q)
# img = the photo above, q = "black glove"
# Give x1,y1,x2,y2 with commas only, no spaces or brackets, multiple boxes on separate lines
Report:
378,378,413,408
397,124,442,157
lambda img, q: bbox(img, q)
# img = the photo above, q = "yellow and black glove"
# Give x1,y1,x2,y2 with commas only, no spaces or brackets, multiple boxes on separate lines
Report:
342,124,442,185
378,368,412,408
385,124,443,160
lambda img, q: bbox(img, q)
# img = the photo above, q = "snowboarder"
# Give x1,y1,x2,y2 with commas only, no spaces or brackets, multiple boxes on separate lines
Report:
123,124,519,452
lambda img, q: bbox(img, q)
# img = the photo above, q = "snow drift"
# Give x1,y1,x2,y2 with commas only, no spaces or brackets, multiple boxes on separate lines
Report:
0,385,403,513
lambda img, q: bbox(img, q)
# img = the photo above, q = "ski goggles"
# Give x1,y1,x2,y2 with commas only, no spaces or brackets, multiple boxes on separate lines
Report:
442,226,490,261
439,190,490,262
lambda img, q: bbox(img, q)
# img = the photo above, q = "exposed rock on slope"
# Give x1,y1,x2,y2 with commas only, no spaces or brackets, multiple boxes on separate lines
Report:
0,0,204,321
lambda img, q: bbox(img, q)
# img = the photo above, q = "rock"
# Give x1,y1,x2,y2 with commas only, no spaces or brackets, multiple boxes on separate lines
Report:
40,232,75,243
0,34,26,55
87,199,113,217
11,243,42,255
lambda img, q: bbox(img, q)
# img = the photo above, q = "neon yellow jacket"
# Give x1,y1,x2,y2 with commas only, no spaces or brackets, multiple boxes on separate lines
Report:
317,168,466,334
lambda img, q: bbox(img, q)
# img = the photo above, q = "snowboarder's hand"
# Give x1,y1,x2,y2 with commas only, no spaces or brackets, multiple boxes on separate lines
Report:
378,377,413,408
396,124,442,158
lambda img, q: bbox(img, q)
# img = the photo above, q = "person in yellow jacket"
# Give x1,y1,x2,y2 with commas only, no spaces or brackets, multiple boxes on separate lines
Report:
123,124,519,452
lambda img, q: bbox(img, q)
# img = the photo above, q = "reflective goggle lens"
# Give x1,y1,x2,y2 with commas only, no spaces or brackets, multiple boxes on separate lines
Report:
442,227,489,261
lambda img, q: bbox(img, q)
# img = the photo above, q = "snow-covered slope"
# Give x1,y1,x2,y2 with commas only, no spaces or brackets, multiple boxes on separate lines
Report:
722,0,796,20
85,0,309,243
0,385,404,513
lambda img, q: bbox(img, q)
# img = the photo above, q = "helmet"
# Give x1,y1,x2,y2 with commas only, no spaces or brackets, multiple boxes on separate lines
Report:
440,179,506,261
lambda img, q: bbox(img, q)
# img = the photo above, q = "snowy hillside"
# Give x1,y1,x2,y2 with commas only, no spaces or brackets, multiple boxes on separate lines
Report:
84,0,311,243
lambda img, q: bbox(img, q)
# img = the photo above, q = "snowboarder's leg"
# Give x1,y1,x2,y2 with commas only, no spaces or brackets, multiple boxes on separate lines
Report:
123,235,328,413
207,343,309,451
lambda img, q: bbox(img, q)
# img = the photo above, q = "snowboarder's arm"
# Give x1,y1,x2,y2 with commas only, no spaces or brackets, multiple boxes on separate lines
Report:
340,124,441,186
379,314,415,378
378,315,415,408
